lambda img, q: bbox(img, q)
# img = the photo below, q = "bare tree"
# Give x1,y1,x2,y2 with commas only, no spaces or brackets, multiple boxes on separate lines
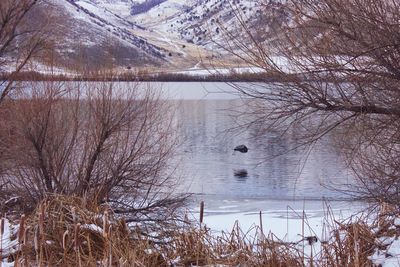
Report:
222,0,400,204
0,0,47,104
0,80,186,223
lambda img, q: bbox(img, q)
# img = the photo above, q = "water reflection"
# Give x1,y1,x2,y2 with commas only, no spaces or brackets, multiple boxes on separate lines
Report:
174,99,353,201
233,169,249,181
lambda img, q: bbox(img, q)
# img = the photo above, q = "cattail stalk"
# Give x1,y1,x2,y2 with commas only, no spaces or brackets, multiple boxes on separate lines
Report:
18,215,26,246
74,223,80,251
102,210,111,266
0,217,4,267
108,225,112,267
103,210,109,239
62,230,69,261
34,226,40,265
72,207,77,224
199,201,204,225
38,202,46,267
354,224,360,267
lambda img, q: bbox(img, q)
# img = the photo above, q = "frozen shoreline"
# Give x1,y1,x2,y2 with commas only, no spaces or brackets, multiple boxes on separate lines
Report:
187,197,367,261
190,197,366,241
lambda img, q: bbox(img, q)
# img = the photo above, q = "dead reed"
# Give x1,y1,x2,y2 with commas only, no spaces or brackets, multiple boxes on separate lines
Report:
1,196,399,266
2,195,168,266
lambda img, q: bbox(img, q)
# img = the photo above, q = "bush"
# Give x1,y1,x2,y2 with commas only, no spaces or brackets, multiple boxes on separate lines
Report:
0,80,187,224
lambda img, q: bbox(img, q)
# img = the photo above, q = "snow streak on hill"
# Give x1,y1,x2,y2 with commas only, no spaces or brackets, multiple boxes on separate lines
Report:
49,0,287,69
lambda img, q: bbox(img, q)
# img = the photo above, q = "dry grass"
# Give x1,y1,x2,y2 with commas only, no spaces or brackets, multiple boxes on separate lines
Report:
165,223,303,266
1,196,399,266
3,195,168,266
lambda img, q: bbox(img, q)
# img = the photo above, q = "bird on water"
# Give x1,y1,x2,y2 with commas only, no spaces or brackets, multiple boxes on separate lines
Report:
234,145,248,153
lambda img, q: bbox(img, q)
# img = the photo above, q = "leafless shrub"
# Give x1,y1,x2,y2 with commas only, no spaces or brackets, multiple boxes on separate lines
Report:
221,0,400,205
0,0,49,105
0,80,187,224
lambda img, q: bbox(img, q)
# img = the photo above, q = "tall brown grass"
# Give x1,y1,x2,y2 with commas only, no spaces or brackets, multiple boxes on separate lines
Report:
1,196,398,266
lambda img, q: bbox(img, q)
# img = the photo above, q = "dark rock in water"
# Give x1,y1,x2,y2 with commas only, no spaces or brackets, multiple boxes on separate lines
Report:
234,145,248,153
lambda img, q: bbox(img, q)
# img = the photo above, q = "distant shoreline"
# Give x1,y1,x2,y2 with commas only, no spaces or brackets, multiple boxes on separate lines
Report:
0,71,279,83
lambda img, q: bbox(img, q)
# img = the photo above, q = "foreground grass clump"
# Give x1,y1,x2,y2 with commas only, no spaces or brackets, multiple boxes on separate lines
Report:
0,195,304,266
2,195,167,266
1,196,400,266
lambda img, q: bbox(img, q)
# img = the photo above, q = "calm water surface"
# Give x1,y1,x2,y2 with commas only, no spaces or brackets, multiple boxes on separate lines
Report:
162,82,355,203
159,82,365,239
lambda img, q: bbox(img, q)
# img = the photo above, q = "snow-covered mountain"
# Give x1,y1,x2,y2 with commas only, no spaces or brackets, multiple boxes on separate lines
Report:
46,0,288,70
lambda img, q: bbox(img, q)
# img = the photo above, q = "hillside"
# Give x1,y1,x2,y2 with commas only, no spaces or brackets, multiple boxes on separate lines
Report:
41,0,288,71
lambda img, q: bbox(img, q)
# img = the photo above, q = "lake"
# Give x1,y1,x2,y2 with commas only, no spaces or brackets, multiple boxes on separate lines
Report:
160,82,364,238
161,82,353,199
21,80,363,239
175,99,354,198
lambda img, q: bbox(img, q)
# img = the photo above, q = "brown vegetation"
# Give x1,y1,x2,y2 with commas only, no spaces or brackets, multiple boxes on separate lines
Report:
1,196,399,266
0,69,277,83
223,0,400,206
0,80,187,225
0,0,48,105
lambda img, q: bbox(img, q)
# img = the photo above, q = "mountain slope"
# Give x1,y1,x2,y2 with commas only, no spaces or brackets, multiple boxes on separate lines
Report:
43,0,288,71
50,0,167,68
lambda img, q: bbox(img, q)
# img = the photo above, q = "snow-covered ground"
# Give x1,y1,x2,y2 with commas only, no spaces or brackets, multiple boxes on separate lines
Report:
185,198,364,261
192,198,364,240
174,66,266,76
188,197,400,266
368,218,400,266
2,199,400,266
370,238,400,266
0,219,17,267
